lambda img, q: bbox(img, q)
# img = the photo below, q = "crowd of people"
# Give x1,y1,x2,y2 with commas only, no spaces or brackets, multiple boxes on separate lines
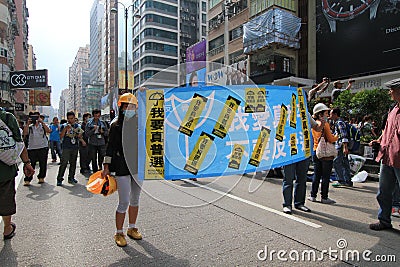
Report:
0,79,399,247
282,78,400,233
20,109,109,187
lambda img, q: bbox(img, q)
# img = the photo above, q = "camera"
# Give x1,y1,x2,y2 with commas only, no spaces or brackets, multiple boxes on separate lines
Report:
29,115,39,124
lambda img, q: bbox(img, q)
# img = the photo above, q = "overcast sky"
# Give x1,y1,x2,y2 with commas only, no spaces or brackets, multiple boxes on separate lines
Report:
27,0,93,108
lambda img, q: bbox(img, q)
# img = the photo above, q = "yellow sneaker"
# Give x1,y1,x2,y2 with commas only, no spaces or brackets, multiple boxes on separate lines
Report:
38,178,45,184
114,233,127,247
127,228,142,240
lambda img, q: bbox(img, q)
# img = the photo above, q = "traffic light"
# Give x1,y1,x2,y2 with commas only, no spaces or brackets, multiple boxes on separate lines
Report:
110,109,115,120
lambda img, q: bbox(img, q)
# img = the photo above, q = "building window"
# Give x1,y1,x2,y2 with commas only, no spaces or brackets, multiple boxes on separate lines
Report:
144,1,178,14
142,14,177,28
141,70,159,80
141,56,177,67
209,0,220,10
209,35,224,50
142,42,178,56
229,50,244,64
0,48,8,58
229,25,243,41
202,13,207,22
202,26,207,36
142,28,178,42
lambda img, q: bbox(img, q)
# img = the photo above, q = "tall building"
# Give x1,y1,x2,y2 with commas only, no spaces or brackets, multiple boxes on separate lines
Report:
68,45,90,117
132,0,207,89
103,0,118,96
27,44,36,70
243,1,300,84
90,0,105,84
14,0,28,70
58,88,69,119
0,0,18,111
14,0,30,117
207,0,249,84
85,84,103,112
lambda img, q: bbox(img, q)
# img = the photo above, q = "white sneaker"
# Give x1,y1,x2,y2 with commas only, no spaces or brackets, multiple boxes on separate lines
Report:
321,198,336,204
283,206,292,214
307,196,317,202
392,207,400,218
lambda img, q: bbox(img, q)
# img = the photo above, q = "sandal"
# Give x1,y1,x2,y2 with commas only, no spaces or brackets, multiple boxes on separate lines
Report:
3,222,16,240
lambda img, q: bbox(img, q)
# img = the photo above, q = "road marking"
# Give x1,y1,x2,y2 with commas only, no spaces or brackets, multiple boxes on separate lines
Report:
184,179,322,229
0,164,24,225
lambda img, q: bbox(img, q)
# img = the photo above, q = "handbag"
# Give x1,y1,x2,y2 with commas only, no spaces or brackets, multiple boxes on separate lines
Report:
0,114,24,165
316,129,337,159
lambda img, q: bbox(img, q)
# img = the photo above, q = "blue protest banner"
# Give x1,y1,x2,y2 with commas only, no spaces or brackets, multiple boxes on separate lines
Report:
138,85,312,180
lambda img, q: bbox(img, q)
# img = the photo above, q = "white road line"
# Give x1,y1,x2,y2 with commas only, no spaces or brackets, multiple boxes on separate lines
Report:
184,179,322,229
0,164,24,225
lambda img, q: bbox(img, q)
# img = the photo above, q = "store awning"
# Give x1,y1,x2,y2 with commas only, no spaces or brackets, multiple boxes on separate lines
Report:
272,76,315,88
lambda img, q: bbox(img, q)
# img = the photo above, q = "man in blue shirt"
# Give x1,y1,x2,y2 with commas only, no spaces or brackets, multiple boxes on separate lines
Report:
330,107,353,187
56,111,86,186
49,117,62,162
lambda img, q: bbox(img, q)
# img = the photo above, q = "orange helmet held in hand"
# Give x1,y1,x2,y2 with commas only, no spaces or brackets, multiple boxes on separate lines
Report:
86,171,117,196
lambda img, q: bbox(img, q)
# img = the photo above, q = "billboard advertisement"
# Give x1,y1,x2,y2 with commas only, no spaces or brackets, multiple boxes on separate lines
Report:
118,70,134,90
186,67,206,86
316,0,400,80
29,89,51,106
186,40,206,74
206,60,249,86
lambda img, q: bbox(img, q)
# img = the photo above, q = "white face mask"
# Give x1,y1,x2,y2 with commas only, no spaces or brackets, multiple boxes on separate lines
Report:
124,110,136,118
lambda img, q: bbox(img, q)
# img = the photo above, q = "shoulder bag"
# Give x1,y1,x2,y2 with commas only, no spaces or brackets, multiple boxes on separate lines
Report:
316,128,337,160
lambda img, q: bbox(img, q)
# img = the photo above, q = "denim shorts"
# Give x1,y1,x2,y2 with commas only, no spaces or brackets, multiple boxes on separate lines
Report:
0,178,16,216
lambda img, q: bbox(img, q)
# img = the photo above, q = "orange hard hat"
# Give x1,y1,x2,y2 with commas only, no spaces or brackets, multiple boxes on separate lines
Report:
86,171,117,196
118,93,138,107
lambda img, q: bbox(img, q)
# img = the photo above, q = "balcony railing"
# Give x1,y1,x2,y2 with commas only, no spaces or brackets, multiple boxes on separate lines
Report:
208,45,225,57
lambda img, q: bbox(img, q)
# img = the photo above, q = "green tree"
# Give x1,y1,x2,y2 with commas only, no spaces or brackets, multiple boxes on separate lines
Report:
334,88,394,129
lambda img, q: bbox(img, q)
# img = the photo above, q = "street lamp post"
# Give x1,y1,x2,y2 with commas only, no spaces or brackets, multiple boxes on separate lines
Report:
111,2,141,94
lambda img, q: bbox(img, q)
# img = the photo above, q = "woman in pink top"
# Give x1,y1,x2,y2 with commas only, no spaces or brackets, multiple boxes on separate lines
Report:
308,103,338,204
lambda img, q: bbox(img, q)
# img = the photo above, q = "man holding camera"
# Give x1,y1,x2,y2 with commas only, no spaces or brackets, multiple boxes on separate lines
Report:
85,109,108,172
56,111,86,186
308,77,330,102
23,111,51,186
331,79,354,102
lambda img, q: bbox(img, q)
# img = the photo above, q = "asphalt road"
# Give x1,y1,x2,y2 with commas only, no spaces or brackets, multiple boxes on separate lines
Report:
0,158,399,266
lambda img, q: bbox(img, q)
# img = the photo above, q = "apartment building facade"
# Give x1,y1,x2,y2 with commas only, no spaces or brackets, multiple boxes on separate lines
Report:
90,0,105,85
0,0,18,110
132,0,207,89
68,45,90,117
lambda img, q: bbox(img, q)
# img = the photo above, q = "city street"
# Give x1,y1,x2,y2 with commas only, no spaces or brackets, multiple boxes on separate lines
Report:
0,158,399,266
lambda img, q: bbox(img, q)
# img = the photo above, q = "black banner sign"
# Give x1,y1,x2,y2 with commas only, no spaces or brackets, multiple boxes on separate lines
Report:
10,69,48,89
14,103,24,111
